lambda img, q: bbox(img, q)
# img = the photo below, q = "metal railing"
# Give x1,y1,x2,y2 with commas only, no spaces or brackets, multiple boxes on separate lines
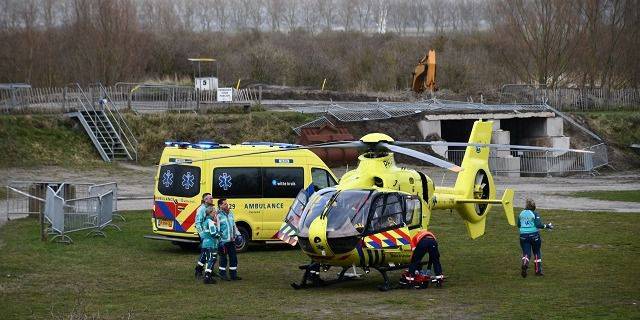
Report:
500,84,640,111
444,147,601,176
5,181,92,220
5,180,116,220
95,83,139,161
43,183,120,243
124,84,198,112
2,83,261,113
74,83,119,159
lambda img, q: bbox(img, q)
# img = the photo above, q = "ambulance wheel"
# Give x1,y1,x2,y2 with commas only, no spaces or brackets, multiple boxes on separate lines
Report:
235,225,250,253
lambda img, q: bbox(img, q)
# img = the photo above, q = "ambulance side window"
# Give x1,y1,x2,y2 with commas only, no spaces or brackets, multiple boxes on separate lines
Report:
158,164,201,197
263,167,304,198
212,168,261,198
312,168,337,190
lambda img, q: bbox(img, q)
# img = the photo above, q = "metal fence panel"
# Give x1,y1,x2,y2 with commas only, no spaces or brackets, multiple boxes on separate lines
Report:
6,180,120,243
45,185,65,234
89,182,118,211
99,192,114,228
444,147,600,176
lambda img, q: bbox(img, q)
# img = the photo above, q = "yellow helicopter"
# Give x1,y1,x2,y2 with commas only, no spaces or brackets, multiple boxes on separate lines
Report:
273,120,518,291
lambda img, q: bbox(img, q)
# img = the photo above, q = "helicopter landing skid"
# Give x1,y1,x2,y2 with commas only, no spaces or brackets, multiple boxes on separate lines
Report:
291,263,353,290
374,261,430,292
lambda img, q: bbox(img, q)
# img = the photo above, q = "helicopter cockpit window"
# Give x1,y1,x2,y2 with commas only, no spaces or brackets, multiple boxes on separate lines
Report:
405,195,422,228
366,193,405,233
297,188,336,238
325,190,374,238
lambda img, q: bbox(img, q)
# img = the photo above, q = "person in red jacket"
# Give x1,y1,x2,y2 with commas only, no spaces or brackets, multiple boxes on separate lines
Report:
407,230,443,285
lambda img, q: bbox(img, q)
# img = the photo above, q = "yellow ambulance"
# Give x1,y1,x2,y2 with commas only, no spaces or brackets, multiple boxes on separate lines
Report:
148,141,338,251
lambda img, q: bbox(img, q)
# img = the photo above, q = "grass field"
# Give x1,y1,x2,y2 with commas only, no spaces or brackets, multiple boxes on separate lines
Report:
568,190,640,203
0,209,639,319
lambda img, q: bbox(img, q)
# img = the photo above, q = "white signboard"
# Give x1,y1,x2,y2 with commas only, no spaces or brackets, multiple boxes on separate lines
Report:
195,77,218,91
217,87,233,102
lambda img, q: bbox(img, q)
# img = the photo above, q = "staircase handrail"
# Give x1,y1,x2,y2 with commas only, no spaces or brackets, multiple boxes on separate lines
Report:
74,83,117,157
97,83,138,161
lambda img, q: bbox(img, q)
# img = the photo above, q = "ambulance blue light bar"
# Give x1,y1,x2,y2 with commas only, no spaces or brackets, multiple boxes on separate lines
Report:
164,141,222,149
241,141,301,148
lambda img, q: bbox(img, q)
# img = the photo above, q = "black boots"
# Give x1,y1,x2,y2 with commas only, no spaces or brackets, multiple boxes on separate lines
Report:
521,256,529,278
534,256,544,276
195,265,204,279
203,272,217,284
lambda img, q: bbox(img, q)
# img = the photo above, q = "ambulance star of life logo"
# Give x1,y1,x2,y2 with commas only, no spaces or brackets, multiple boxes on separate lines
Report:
182,172,195,190
219,172,232,191
162,170,174,188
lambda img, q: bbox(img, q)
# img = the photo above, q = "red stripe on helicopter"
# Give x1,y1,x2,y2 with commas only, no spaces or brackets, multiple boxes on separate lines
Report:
367,234,383,249
394,228,411,244
380,231,398,246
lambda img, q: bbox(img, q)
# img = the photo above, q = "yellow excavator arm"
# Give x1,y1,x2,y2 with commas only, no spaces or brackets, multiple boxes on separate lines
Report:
411,50,437,93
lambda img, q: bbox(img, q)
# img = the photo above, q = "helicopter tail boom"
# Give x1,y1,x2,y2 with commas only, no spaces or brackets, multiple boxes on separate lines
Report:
436,120,515,239
454,188,515,226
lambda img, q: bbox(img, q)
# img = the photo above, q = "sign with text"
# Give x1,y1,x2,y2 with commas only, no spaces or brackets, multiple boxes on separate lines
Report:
217,87,233,102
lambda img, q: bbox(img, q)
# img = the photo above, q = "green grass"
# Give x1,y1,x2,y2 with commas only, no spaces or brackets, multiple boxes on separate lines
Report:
0,112,316,168
123,111,315,164
1,209,639,319
568,190,640,203
572,111,640,148
0,115,105,168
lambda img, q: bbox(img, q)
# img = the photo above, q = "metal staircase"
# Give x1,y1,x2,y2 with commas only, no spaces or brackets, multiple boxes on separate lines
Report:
67,83,138,162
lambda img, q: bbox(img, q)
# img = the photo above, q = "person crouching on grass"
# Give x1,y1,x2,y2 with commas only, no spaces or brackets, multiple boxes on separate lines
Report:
201,206,220,284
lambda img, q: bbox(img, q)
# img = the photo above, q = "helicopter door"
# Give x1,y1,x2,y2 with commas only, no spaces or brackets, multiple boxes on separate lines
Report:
362,193,412,249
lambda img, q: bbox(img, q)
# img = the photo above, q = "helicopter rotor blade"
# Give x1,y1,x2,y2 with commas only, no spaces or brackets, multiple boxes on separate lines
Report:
394,141,594,154
308,141,368,150
379,142,462,172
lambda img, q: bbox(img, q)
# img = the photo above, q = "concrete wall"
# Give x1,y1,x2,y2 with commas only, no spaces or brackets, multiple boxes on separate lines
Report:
418,113,570,177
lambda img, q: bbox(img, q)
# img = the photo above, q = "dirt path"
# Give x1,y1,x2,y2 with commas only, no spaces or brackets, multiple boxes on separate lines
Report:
1,165,639,227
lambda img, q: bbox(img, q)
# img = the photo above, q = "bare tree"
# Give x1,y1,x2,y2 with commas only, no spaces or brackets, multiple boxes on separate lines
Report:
300,0,319,32
212,0,229,32
488,0,582,86
371,0,388,33
266,0,284,32
245,0,265,30
427,0,447,34
282,0,298,31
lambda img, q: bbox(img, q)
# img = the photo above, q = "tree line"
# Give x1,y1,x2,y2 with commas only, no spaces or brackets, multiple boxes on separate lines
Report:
0,0,637,91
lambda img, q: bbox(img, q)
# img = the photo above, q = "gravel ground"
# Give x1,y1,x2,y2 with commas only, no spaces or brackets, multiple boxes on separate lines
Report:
1,164,639,227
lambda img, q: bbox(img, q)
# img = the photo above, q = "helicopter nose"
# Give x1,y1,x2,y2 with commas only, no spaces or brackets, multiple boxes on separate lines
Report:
326,236,360,254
